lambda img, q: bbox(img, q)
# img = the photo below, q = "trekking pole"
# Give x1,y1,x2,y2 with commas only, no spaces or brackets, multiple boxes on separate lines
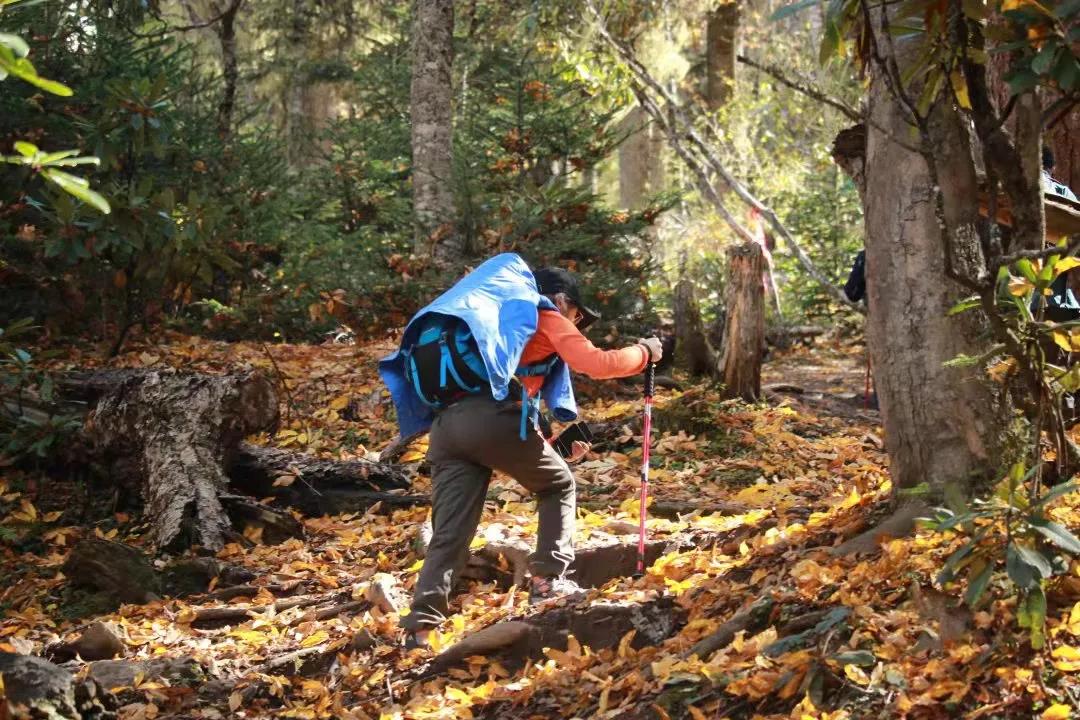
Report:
636,361,655,577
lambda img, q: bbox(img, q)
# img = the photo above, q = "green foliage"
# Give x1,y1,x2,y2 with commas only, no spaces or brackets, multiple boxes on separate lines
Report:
0,3,305,344
926,465,1080,649
0,320,82,461
0,0,110,215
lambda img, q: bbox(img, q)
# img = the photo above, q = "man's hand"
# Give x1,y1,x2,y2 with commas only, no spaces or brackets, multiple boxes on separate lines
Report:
567,440,591,463
638,337,663,363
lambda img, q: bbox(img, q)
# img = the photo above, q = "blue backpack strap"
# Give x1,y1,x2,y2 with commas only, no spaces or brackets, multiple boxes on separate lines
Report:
441,329,483,393
513,355,557,440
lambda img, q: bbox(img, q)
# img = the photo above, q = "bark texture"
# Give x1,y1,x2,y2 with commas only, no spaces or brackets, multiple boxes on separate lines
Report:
674,276,720,378
720,242,765,401
215,0,243,138
618,107,666,210
863,39,1003,497
86,370,279,550
705,1,740,109
410,0,460,264
229,443,422,516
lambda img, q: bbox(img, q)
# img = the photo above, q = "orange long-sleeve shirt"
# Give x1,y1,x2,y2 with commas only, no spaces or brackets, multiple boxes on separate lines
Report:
518,310,648,396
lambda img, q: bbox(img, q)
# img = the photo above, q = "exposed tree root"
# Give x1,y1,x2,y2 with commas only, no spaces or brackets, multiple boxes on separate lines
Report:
830,500,932,556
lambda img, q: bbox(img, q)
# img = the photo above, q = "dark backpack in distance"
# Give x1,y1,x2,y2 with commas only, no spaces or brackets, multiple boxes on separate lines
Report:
844,250,866,303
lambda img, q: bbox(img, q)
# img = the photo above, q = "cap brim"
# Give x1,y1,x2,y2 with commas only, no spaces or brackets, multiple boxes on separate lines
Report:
578,305,601,330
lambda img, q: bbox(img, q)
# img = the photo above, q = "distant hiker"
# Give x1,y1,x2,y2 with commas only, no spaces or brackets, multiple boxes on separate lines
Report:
1038,148,1080,322
1043,147,1078,203
379,253,663,650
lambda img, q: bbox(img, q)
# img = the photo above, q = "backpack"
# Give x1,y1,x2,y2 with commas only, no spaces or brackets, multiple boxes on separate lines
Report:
402,312,558,411
844,250,866,303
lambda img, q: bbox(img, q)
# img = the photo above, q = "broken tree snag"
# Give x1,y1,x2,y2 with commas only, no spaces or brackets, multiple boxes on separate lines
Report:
720,241,765,401
85,369,279,551
228,443,423,516
674,275,721,379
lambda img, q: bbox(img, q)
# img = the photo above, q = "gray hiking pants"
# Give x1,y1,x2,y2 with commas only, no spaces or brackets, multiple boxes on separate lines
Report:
401,394,576,631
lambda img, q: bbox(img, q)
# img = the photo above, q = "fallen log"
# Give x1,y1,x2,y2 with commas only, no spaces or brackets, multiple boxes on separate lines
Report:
83,368,280,550
30,368,418,551
229,443,423,516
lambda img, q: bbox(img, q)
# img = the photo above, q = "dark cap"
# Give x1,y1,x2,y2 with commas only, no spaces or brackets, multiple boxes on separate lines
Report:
533,267,601,329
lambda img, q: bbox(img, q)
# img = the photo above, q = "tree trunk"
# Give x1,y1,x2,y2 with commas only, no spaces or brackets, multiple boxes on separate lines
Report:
719,241,764,401
215,0,243,139
618,107,665,211
410,0,460,265
861,38,1004,501
85,370,280,551
673,275,720,379
1047,97,1080,192
705,1,740,110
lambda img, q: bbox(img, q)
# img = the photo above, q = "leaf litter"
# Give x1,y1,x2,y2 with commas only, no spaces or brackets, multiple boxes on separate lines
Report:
1,335,1079,718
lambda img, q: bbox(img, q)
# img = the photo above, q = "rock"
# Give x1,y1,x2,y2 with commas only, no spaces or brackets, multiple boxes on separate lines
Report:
87,657,207,699
162,557,222,597
0,651,79,720
365,573,406,614
47,621,125,662
62,539,161,609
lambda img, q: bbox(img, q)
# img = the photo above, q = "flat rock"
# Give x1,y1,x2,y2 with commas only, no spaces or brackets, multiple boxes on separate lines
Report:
87,656,207,695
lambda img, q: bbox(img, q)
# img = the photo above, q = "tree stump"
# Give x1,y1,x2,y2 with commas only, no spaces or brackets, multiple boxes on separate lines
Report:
674,276,720,379
720,242,765,401
84,369,279,550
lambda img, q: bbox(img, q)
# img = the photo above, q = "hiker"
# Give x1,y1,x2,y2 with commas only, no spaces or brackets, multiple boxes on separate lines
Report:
1043,147,1078,204
378,253,663,649
1037,148,1080,322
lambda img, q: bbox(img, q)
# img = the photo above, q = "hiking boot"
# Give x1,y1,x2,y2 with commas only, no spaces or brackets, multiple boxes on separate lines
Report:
403,629,431,651
528,575,585,606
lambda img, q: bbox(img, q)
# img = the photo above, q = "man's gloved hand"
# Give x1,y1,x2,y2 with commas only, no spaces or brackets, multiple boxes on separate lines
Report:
638,337,663,363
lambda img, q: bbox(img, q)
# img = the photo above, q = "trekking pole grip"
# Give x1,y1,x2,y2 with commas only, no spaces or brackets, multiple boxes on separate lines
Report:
644,361,655,398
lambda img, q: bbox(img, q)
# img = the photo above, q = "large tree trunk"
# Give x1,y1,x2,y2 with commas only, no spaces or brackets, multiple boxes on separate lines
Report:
673,275,720,379
705,1,740,109
719,241,764,401
86,370,280,551
849,32,1005,549
410,0,460,265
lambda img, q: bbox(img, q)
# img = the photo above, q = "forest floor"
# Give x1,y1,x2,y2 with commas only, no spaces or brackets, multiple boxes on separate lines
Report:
2,333,1080,719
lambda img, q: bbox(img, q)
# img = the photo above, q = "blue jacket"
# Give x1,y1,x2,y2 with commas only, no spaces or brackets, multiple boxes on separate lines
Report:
378,253,578,438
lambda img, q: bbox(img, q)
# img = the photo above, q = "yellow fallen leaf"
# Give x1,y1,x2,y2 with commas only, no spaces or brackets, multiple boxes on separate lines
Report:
301,630,329,648
42,510,62,522
230,629,269,646
1043,704,1071,720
